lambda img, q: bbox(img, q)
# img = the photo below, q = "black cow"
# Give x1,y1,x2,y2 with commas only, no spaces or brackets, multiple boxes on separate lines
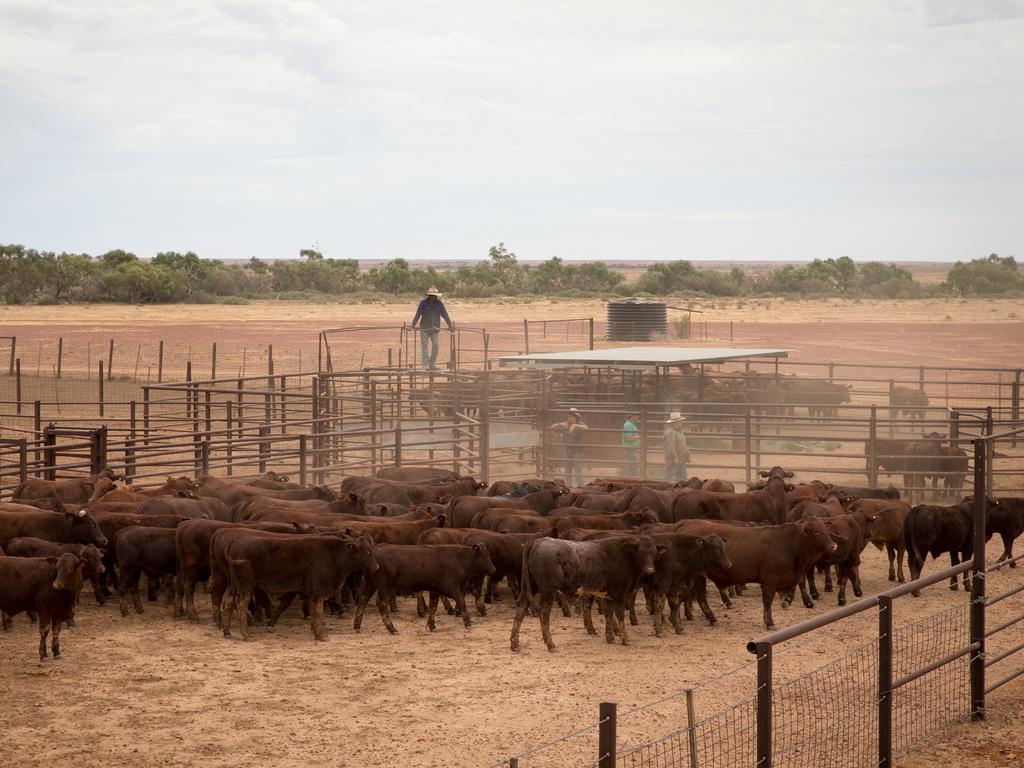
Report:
904,502,973,595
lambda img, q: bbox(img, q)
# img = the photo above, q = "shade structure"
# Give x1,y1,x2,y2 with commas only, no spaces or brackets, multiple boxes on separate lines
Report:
498,346,789,371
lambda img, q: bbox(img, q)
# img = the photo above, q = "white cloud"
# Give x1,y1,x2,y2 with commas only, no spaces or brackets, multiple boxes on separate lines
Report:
0,0,1021,262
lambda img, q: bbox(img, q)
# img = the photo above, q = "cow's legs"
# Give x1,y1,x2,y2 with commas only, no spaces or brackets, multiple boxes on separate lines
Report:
718,587,734,608
627,589,639,626
306,598,325,640
455,592,473,629
539,594,556,652
614,602,630,646
652,592,668,637
416,592,427,618
130,573,145,614
694,579,719,625
352,584,373,632
473,582,487,617
509,592,530,652
233,590,253,641
851,564,864,597
806,568,820,601
886,544,897,582
949,552,960,591
556,591,572,617
761,585,777,629
896,544,906,583
836,566,848,606
1000,533,1015,566
426,593,440,631
822,566,833,593
38,615,51,660
797,576,815,609
267,593,297,627
377,592,399,634
581,596,597,635
50,618,63,658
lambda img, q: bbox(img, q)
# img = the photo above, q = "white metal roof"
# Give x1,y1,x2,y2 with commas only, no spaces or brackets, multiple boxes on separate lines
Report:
498,346,789,371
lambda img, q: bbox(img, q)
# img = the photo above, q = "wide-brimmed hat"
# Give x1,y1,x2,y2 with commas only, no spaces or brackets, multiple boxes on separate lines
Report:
665,411,687,424
425,286,442,297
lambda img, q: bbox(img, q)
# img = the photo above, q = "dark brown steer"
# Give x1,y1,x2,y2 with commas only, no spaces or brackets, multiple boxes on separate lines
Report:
352,543,495,634
173,519,316,621
220,533,379,640
0,508,108,550
904,502,973,594
851,499,911,582
138,497,230,521
375,466,464,483
0,553,85,660
510,535,660,651
115,526,178,616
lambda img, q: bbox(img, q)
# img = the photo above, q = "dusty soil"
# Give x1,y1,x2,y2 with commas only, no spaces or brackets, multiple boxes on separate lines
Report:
0,538,1021,768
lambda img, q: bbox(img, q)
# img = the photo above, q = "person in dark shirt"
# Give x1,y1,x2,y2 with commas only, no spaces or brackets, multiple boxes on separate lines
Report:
411,286,453,370
550,407,589,486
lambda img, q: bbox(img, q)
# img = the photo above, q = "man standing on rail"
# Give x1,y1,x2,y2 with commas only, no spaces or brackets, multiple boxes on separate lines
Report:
411,286,454,370
663,411,689,482
550,407,589,487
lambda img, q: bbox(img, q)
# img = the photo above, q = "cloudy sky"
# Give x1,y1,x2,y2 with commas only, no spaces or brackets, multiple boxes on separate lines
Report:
1,1,1022,262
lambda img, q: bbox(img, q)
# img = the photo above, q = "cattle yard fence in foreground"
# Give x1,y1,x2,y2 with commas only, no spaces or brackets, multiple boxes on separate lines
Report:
488,433,1024,767
3,364,1024,500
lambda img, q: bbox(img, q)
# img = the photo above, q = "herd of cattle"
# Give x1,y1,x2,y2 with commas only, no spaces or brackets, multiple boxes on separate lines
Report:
0,464,1021,658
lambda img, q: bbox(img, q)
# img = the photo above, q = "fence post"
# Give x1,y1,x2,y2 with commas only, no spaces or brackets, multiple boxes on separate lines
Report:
639,406,648,480
598,701,616,768
259,425,269,473
1012,370,1021,448
142,387,150,450
126,400,137,479
14,358,21,415
200,440,210,477
33,401,41,477
298,434,308,487
17,439,28,486
394,421,402,467
523,319,530,354
878,595,894,768
949,410,960,442
107,338,114,380
984,406,994,495
157,340,164,383
685,688,698,768
8,336,15,375
370,381,378,470
589,318,595,350
887,379,895,439
211,342,217,380
744,410,753,489
970,439,987,721
98,360,105,417
43,424,56,480
868,406,878,488
226,400,234,478
755,641,773,768
56,337,63,378
311,376,322,486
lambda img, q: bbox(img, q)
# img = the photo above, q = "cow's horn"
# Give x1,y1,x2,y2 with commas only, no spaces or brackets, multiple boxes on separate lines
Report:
77,509,87,517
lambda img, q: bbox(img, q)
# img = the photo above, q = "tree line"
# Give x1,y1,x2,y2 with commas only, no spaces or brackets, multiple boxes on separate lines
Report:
0,242,1020,304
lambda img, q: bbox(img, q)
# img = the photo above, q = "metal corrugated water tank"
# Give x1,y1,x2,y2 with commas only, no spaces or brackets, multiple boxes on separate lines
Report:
606,300,668,341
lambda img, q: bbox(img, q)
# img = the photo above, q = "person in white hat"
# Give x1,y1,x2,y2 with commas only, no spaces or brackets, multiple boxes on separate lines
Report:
411,286,454,370
550,407,589,486
663,411,690,482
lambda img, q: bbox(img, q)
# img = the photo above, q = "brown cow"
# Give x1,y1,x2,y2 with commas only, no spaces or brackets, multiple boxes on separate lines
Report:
137,496,230,521
5,538,106,610
0,508,108,550
675,518,837,629
361,477,484,506
115,526,178,616
352,543,496,633
447,488,568,528
93,475,198,502
375,466,464,483
234,493,364,520
13,468,121,505
552,509,660,536
0,553,85,659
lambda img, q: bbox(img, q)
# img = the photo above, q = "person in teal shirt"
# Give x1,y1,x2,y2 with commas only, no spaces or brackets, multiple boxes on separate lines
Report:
621,412,641,477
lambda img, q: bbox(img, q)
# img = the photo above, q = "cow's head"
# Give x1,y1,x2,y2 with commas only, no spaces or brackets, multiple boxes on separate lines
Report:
628,508,659,527
625,536,659,576
50,553,85,591
699,534,732,570
64,509,108,548
470,543,496,576
800,518,837,555
80,544,106,575
313,485,337,501
346,535,379,574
